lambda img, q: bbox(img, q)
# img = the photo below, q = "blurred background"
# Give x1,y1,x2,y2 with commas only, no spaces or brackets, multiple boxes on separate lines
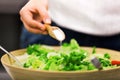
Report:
0,0,28,79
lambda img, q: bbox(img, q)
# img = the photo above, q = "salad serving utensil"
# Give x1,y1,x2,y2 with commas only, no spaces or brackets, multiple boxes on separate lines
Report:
91,56,103,70
0,45,22,67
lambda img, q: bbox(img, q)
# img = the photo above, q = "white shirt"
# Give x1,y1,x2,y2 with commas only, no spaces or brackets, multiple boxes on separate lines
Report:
48,0,120,36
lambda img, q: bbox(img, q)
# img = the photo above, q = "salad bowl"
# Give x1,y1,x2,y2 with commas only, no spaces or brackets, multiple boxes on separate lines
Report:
1,47,120,80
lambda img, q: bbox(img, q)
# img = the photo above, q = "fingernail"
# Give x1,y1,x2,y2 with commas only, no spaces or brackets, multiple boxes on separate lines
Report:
45,18,51,24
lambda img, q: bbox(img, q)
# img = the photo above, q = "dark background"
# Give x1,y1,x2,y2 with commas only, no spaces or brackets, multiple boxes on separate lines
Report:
0,0,28,79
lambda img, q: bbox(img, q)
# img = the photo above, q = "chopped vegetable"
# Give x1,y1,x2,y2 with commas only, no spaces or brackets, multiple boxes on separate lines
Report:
23,39,116,71
111,60,120,65
92,46,96,54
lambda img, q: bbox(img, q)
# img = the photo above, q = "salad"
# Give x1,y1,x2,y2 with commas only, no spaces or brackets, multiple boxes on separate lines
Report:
22,39,117,71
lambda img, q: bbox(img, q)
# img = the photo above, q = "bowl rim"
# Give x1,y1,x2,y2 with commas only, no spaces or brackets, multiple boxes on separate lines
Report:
1,47,120,74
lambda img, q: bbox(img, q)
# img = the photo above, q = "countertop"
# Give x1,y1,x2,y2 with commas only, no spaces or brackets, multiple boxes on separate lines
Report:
0,65,12,80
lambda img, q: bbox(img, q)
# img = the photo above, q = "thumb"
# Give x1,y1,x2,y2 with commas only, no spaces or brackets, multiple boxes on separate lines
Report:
44,18,51,24
38,7,51,24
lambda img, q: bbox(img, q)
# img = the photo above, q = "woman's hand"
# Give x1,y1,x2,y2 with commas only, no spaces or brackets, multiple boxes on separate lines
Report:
20,0,51,34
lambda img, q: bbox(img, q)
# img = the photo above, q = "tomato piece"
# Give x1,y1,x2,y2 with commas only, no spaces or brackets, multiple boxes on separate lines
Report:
111,60,120,65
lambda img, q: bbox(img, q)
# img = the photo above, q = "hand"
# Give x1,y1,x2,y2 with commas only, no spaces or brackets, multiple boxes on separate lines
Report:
19,0,51,34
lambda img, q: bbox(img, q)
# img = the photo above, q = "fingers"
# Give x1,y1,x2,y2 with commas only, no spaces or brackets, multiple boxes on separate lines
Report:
19,0,51,34
37,7,51,24
23,21,48,34
20,8,46,34
21,14,47,34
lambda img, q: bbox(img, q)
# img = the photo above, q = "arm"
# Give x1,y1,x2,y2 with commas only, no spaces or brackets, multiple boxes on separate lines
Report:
19,0,51,34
